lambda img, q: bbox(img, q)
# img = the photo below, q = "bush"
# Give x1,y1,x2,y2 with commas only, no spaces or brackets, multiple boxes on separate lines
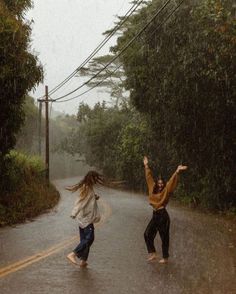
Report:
0,151,59,226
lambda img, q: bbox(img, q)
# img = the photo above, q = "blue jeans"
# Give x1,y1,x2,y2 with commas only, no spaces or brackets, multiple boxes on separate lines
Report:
73,224,94,261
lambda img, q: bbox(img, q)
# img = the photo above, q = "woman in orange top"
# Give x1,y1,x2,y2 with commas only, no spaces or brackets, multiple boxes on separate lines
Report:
143,156,187,264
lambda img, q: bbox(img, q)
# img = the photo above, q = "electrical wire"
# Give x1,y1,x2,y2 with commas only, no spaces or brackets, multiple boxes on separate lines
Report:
54,0,184,104
36,0,145,100
52,0,172,102
54,64,123,103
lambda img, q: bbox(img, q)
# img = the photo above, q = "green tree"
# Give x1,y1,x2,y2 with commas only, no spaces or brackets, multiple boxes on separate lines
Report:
16,95,39,153
79,55,127,106
0,0,43,192
60,102,131,178
116,112,154,189
113,0,236,209
0,0,43,157
56,0,236,210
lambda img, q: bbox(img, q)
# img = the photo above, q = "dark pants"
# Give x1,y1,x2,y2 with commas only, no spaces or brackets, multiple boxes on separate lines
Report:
144,208,170,259
73,224,94,261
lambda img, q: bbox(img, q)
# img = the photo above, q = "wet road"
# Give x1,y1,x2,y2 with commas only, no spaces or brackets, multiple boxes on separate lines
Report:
0,178,235,294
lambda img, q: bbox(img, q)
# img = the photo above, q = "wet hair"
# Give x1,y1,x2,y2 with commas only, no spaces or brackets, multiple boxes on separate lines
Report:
79,171,104,188
66,171,104,199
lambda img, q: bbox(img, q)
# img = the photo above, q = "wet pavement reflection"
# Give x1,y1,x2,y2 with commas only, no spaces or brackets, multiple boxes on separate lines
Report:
0,178,235,294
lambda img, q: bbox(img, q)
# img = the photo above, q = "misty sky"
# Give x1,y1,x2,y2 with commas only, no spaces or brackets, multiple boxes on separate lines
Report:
26,0,131,115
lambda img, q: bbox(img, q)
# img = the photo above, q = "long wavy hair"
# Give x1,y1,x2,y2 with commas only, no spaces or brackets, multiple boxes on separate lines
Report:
66,171,104,200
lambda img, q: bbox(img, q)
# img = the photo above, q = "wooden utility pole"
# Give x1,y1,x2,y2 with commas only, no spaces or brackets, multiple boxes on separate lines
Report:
45,85,50,183
38,101,42,156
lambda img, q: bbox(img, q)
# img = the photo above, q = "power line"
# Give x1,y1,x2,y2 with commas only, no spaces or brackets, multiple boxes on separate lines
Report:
54,64,123,103
54,0,184,104
53,0,172,102
37,0,145,99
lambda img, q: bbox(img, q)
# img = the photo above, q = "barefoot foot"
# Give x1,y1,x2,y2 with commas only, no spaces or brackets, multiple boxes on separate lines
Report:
79,260,88,268
147,253,157,261
67,252,78,265
159,258,168,264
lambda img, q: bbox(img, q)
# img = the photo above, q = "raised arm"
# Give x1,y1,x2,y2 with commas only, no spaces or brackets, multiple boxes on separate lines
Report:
143,156,155,195
166,165,188,193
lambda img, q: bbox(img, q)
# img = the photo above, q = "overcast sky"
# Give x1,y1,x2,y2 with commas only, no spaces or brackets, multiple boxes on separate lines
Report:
26,0,131,114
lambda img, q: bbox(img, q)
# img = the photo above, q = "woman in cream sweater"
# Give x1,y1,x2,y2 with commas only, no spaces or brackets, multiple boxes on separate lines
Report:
66,171,104,268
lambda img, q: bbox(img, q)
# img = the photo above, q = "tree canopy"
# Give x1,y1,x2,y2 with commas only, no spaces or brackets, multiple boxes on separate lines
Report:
60,0,236,210
0,0,43,157
112,0,236,209
0,0,43,193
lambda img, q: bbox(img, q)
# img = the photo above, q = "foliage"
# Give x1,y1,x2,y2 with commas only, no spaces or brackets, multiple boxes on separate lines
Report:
15,99,88,179
58,0,236,211
112,0,236,210
78,55,127,106
116,112,154,189
0,151,59,226
0,0,43,159
60,102,131,177
1,150,44,193
16,95,40,152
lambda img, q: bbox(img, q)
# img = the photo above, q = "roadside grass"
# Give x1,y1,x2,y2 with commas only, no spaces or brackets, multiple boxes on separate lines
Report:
0,151,60,227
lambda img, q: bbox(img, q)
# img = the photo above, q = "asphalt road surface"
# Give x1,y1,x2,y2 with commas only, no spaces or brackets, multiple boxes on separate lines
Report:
0,178,235,294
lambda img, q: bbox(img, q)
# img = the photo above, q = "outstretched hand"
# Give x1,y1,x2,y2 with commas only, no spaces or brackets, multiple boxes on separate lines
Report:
176,165,188,173
143,156,148,166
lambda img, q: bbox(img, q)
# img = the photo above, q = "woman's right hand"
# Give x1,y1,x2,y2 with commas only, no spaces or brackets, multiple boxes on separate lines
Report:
143,156,148,166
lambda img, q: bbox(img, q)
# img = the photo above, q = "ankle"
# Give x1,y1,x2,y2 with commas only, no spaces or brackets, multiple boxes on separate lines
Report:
80,260,88,267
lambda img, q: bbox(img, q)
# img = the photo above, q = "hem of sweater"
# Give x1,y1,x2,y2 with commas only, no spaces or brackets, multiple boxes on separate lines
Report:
152,205,165,211
149,200,169,210
77,221,94,229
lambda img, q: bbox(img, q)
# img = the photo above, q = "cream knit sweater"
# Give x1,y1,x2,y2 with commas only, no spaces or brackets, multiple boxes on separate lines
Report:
71,187,101,228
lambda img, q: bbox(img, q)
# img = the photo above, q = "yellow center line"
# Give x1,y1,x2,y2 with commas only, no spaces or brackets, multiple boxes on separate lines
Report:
0,198,112,278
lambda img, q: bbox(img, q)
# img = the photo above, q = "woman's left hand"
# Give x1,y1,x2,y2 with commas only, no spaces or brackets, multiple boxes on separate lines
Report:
176,165,188,173
143,156,149,166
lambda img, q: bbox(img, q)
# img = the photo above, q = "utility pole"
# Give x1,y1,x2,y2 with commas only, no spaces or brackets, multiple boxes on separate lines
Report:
37,86,52,184
45,85,50,183
38,101,42,156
